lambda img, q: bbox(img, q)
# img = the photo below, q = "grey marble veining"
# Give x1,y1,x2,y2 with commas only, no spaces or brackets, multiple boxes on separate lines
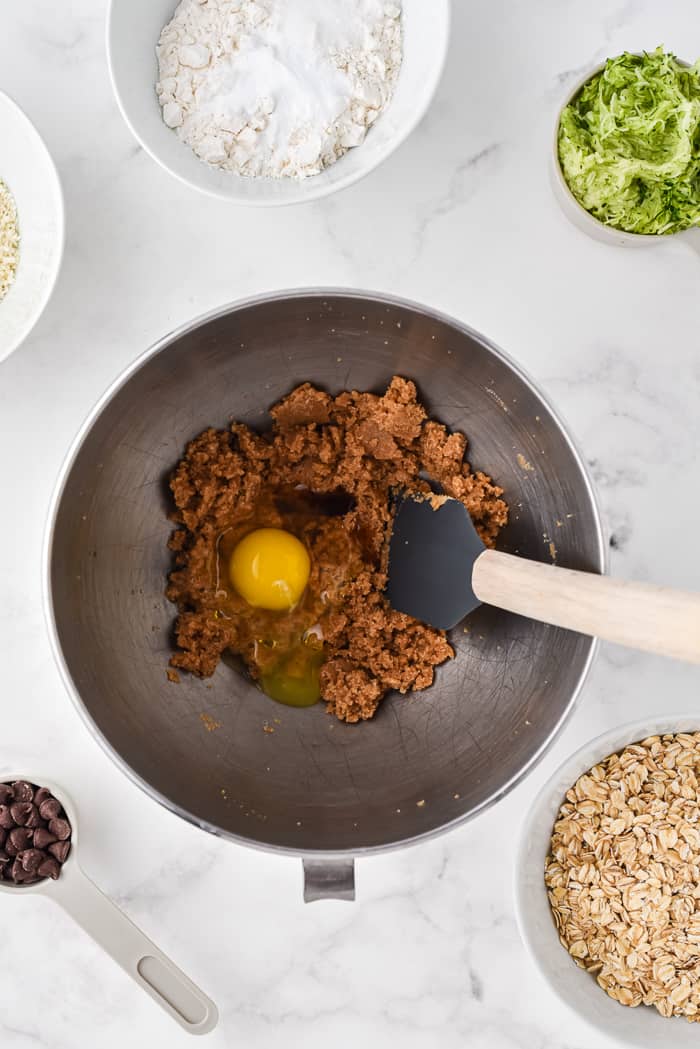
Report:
1,1,700,1046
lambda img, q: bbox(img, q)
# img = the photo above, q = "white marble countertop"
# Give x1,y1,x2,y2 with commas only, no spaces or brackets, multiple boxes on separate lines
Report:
2,1,700,1046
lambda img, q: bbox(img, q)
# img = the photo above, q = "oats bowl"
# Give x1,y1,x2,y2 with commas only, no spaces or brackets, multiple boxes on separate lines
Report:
0,91,64,364
516,715,700,1047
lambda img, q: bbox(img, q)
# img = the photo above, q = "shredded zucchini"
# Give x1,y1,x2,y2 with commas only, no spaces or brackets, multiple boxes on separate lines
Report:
558,48,700,234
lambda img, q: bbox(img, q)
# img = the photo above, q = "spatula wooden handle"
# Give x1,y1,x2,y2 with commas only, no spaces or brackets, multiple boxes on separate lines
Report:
472,549,700,664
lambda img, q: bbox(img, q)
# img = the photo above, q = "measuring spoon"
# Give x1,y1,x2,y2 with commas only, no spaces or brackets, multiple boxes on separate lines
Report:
0,772,218,1036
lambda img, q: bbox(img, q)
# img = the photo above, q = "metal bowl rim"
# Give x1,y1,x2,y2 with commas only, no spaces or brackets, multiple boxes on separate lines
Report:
42,287,607,858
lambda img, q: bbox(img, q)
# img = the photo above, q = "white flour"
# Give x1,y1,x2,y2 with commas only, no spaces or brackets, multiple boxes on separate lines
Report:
156,0,403,179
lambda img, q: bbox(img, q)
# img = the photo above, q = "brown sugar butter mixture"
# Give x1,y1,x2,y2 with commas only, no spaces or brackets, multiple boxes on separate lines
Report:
167,377,508,722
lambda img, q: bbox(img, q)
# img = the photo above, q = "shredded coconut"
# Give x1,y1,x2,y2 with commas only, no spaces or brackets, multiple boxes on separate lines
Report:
0,180,19,302
155,0,403,179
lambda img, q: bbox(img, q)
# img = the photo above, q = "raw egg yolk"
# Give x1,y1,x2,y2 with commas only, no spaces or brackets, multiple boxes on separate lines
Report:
229,528,310,611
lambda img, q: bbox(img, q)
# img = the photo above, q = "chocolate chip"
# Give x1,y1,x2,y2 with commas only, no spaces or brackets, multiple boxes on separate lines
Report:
20,849,46,874
0,782,71,885
33,827,57,849
10,802,35,827
8,827,32,853
37,857,61,880
25,807,42,829
11,858,30,882
48,840,70,863
48,818,71,841
39,798,61,821
12,781,34,803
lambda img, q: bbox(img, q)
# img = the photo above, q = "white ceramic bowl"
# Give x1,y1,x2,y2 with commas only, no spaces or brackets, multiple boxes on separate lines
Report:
551,60,700,251
107,0,450,206
515,715,700,1048
0,92,64,364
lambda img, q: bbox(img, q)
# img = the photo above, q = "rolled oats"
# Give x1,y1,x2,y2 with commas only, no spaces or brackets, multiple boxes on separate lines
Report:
545,732,700,1022
0,179,19,302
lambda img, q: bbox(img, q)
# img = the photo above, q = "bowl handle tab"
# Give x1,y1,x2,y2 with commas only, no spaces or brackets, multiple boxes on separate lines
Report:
302,857,355,902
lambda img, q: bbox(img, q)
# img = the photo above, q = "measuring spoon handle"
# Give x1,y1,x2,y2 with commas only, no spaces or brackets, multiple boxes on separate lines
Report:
53,865,218,1035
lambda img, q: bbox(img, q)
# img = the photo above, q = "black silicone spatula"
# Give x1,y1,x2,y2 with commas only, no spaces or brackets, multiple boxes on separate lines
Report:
386,494,700,663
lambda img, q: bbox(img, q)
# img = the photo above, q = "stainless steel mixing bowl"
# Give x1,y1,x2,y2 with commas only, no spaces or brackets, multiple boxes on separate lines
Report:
45,291,605,897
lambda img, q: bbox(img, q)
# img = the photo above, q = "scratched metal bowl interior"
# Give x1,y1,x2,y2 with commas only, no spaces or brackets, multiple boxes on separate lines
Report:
47,291,604,853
